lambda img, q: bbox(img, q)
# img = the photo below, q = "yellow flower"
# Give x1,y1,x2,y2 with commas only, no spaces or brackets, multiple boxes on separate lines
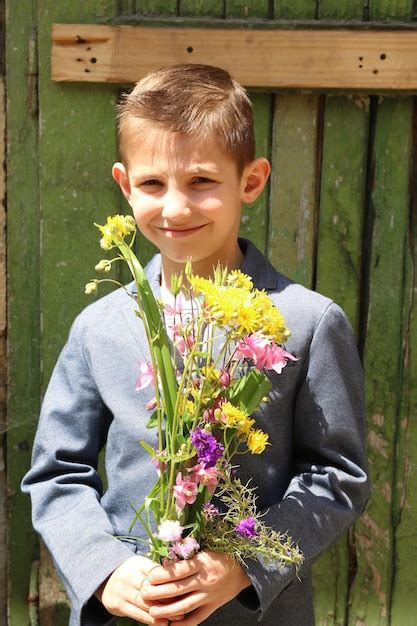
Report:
226,269,253,291
252,290,290,342
95,214,136,249
247,429,270,454
220,402,254,437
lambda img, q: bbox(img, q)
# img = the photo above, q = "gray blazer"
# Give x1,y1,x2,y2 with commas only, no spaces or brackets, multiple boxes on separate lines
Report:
22,239,371,626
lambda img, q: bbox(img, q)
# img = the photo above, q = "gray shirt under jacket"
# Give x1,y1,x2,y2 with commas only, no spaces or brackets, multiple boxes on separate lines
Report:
22,239,371,626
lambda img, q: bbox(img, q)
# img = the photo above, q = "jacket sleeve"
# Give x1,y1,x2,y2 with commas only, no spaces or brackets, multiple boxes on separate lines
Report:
21,315,135,625
238,302,371,619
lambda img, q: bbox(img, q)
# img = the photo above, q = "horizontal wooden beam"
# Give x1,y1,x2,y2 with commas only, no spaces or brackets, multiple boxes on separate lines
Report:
52,23,417,91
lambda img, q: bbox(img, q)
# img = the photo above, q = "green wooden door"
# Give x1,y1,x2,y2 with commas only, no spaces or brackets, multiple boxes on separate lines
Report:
7,1,417,625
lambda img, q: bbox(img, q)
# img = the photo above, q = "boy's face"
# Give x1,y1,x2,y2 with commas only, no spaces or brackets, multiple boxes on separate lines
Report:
112,127,269,279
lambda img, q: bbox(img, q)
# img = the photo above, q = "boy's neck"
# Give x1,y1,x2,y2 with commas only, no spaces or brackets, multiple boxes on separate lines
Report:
160,241,243,291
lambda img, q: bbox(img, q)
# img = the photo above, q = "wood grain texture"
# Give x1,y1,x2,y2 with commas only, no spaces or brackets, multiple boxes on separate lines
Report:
6,0,41,624
274,0,316,19
136,0,178,16
268,93,318,287
51,24,417,91
390,100,417,626
348,96,413,626
318,0,364,19
40,4,121,381
315,95,369,330
180,0,224,16
225,0,269,17
313,96,369,625
368,0,414,21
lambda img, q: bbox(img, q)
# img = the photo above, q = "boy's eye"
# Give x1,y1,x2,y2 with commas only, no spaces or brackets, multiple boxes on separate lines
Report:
192,177,213,184
141,179,163,187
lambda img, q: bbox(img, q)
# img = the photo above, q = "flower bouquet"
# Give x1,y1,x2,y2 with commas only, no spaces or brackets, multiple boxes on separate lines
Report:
86,215,303,573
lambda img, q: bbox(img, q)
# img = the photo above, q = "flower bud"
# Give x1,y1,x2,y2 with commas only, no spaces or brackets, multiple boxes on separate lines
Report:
95,259,112,273
100,237,113,251
171,273,183,297
124,215,136,232
84,280,98,295
184,257,193,277
219,369,231,388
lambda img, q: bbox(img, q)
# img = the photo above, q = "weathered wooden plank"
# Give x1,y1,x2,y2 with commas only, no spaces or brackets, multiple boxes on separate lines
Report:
313,95,369,626
318,0,364,19
368,0,414,21
36,0,120,622
180,0,224,16
274,0,316,19
390,101,417,625
0,48,7,626
225,0,269,17
6,0,41,623
348,96,413,626
40,6,121,379
51,24,417,91
268,93,319,288
225,0,271,255
315,96,369,331
118,0,136,14
135,0,178,16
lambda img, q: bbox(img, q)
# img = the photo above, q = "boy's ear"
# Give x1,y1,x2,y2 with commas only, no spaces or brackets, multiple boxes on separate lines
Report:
112,162,132,202
241,157,271,204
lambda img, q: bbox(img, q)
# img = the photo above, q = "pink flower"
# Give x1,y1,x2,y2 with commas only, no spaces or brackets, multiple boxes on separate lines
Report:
157,520,184,542
164,292,186,317
135,362,155,391
219,369,231,388
169,323,194,355
235,333,298,374
235,332,269,364
169,536,200,560
150,454,167,477
173,472,198,512
188,463,219,493
146,397,157,411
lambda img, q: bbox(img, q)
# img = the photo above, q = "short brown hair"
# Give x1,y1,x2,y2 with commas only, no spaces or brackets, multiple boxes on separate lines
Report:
116,64,255,174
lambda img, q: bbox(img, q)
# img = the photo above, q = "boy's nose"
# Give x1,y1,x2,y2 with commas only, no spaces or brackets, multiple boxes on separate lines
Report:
161,192,192,221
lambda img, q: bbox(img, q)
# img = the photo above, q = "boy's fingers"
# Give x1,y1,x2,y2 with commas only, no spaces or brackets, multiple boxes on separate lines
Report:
149,592,205,619
141,575,199,601
149,559,200,584
123,601,169,625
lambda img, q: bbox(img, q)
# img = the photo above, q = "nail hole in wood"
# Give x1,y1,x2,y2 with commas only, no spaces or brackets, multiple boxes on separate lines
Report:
84,68,91,73
76,35,87,44
373,69,378,74
86,46,92,51
186,46,193,53
359,56,363,61
90,57,97,64
76,58,82,62
359,64,363,68
380,53,387,60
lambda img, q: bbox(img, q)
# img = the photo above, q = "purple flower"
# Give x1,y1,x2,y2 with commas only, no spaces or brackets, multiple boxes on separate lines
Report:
203,503,220,521
234,516,259,539
190,428,224,468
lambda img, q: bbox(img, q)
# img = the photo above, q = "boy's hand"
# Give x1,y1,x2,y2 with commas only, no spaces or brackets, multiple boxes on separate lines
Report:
142,551,252,626
95,555,185,625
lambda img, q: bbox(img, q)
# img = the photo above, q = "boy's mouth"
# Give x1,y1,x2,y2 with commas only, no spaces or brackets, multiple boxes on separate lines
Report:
158,225,207,238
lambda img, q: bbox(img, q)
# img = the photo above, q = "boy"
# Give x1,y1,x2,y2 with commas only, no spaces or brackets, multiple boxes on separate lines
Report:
22,64,370,626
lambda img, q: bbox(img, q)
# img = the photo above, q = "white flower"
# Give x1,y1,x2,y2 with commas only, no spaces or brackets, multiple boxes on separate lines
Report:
157,520,184,542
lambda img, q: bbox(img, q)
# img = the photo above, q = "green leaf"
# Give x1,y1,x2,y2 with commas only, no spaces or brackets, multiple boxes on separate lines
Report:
140,440,157,457
146,410,159,429
227,369,272,414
